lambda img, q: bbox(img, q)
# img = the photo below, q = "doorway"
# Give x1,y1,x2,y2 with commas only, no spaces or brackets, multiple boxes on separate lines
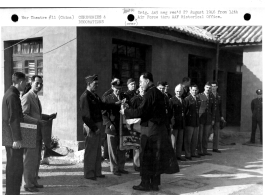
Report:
226,72,242,126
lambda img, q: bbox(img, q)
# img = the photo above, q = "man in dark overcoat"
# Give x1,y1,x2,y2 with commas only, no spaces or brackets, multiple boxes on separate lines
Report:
121,72,179,192
2,72,26,195
169,84,186,161
80,74,106,180
184,84,201,160
250,89,262,144
197,82,214,156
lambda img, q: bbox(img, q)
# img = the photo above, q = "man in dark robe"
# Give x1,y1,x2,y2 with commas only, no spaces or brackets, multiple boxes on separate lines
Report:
121,72,179,192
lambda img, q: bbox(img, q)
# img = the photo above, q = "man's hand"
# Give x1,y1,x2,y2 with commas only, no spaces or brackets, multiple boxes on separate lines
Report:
13,140,22,149
49,113,57,120
110,124,116,131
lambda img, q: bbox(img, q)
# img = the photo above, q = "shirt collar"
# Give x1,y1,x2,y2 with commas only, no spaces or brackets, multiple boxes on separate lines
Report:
30,89,39,98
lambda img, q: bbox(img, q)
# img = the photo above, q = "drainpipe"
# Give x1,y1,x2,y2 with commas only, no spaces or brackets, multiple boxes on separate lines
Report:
215,34,221,81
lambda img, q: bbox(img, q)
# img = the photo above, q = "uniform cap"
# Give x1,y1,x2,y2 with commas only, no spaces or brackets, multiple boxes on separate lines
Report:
111,79,123,88
127,78,135,85
256,89,262,95
85,74,98,83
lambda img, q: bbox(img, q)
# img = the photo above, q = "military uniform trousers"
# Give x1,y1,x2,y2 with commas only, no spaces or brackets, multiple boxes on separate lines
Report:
171,128,184,158
213,122,220,150
184,126,199,157
24,140,42,188
251,117,262,144
197,124,212,154
107,134,126,173
84,122,104,178
5,147,24,195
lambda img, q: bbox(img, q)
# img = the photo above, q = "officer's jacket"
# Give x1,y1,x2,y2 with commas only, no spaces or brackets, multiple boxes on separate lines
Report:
102,93,123,136
197,92,214,125
80,90,104,132
184,94,201,127
212,92,223,122
169,96,186,129
251,97,262,121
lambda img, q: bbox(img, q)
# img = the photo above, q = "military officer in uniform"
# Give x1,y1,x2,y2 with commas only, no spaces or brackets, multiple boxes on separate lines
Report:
169,84,186,161
181,77,191,99
197,82,214,156
250,89,262,144
80,74,106,180
184,84,201,160
211,81,225,153
164,81,173,99
102,80,129,176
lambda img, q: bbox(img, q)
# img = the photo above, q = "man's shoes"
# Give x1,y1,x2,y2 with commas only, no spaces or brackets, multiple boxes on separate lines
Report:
203,152,212,156
85,176,97,180
119,170,129,174
34,184,44,188
97,175,105,178
177,157,186,161
40,158,50,165
134,167,140,172
198,153,205,156
185,156,192,160
24,187,39,192
213,149,221,153
113,171,121,176
151,185,159,191
191,155,201,158
133,184,150,191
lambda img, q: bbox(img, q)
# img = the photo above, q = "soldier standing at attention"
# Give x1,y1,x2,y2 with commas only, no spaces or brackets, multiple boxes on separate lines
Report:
250,89,262,144
211,81,225,153
197,82,214,156
184,84,201,160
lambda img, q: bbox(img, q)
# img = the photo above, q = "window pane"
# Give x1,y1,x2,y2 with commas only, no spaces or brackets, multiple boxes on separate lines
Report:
127,47,135,57
112,44,117,54
33,42,40,53
37,60,43,67
13,61,22,69
118,45,126,56
37,68,43,76
22,43,30,54
40,42,43,53
13,44,21,54
25,60,35,78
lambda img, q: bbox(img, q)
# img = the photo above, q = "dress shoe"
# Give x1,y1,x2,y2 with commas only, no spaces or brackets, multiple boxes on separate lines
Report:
203,152,212,156
185,156,192,160
24,187,39,192
213,149,221,153
34,184,44,188
198,153,205,156
113,171,121,176
177,157,186,161
191,155,201,158
151,185,159,191
85,176,97,180
97,175,105,178
119,170,129,174
133,184,150,191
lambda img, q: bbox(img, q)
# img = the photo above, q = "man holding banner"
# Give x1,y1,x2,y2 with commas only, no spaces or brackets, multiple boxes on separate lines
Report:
120,72,179,192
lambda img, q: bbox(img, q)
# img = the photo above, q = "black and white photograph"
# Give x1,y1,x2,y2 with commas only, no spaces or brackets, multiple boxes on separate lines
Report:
0,6,263,195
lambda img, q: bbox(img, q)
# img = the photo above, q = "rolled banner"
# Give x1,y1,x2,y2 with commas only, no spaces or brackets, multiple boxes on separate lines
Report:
40,119,53,147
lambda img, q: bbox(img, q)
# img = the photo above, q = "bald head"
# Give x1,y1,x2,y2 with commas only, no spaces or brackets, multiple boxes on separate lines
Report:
174,84,183,98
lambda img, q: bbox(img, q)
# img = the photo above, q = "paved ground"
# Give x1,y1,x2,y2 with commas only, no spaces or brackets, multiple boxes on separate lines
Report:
1,127,263,195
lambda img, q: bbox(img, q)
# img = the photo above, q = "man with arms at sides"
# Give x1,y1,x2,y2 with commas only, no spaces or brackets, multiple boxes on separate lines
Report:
184,84,201,160
125,78,137,101
80,74,106,180
21,75,57,192
197,82,214,156
249,89,263,144
102,80,129,176
121,72,174,192
169,84,186,161
181,77,191,99
211,81,226,152
2,72,26,195
130,86,145,172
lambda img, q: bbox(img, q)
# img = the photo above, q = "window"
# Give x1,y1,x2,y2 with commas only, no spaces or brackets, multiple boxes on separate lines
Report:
12,39,43,94
112,40,146,89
